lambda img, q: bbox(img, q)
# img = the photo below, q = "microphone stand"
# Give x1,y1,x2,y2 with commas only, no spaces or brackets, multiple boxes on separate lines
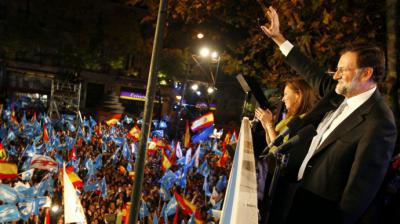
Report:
265,152,289,224
241,91,252,119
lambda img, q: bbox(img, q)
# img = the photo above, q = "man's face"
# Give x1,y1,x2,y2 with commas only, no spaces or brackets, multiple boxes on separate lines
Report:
333,52,363,98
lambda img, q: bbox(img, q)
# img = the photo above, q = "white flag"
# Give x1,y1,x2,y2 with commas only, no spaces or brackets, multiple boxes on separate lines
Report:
193,144,201,168
63,165,87,224
220,117,258,224
19,169,34,181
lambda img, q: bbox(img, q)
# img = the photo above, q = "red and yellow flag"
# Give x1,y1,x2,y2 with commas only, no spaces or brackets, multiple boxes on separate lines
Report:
147,138,157,156
174,191,196,215
191,112,214,132
31,112,37,123
0,143,7,161
127,125,141,141
217,148,229,167
184,121,190,148
44,208,50,224
64,167,83,188
161,150,172,172
43,125,49,143
11,108,18,124
69,145,77,160
106,114,122,126
0,161,18,179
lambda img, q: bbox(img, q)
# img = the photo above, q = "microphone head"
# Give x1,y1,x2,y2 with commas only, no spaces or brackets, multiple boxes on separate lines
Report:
298,124,317,140
286,116,304,133
276,124,316,154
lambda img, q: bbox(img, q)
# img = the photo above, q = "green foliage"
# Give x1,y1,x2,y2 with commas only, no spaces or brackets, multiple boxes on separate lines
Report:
141,0,388,88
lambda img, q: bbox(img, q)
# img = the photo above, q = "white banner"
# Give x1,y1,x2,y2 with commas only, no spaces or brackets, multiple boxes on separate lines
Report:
63,165,87,224
220,117,258,224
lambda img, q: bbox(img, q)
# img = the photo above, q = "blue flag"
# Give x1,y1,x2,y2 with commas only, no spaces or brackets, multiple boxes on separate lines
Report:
175,168,187,189
153,212,158,224
191,125,214,143
89,116,97,128
7,130,16,141
213,199,222,210
0,184,20,204
122,142,130,159
33,175,54,197
0,204,21,223
165,196,177,216
159,170,177,190
85,158,95,178
197,160,210,177
54,153,64,168
161,203,167,223
94,155,102,170
100,177,107,198
66,121,76,132
112,137,125,146
123,115,133,124
216,175,227,192
188,213,196,224
83,181,98,193
203,176,211,197
21,157,32,171
127,162,133,172
102,142,108,153
139,200,149,220
159,185,171,201
18,198,36,221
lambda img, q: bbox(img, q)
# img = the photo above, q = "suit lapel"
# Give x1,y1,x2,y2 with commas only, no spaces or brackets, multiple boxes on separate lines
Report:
313,90,380,155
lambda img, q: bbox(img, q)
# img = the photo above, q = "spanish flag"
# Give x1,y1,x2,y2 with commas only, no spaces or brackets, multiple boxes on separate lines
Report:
11,108,18,124
147,138,157,156
184,121,190,148
0,143,7,161
127,125,141,141
174,191,196,215
44,208,50,224
43,125,49,143
191,112,214,132
0,161,18,179
106,114,122,126
66,171,83,189
161,152,172,172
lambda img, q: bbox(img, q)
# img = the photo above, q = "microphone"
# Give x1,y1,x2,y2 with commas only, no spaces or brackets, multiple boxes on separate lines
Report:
259,124,316,158
275,124,317,154
259,116,304,156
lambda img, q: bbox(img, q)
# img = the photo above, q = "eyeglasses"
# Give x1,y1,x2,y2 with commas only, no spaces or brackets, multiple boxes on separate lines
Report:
326,67,365,76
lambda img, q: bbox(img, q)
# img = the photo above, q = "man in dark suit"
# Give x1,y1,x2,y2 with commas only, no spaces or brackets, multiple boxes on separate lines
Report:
260,6,397,224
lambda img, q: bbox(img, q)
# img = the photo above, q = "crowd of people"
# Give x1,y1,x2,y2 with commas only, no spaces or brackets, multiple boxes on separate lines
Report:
0,98,236,224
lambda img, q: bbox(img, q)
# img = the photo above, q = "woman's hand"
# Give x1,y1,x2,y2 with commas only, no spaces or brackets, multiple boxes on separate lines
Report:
255,108,274,130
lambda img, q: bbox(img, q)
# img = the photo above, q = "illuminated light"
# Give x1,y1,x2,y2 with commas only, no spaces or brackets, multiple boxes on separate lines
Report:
211,51,219,59
191,84,199,91
207,87,215,94
159,80,167,85
199,47,210,57
176,95,182,100
51,204,60,213
196,90,201,96
197,33,204,39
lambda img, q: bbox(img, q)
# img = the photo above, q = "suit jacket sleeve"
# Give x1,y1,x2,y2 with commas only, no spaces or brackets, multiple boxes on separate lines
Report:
285,47,337,98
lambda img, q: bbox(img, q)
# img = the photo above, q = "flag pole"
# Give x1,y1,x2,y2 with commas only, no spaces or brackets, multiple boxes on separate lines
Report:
129,0,168,223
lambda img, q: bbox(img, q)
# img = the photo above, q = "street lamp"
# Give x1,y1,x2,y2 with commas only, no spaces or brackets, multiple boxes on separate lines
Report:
191,83,199,91
199,47,210,57
197,33,204,39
